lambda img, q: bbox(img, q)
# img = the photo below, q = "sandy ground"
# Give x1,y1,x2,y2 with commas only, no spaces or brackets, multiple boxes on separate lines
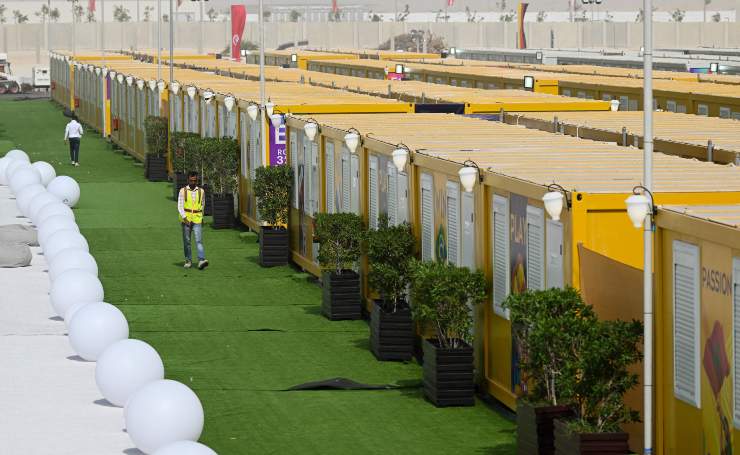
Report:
0,184,141,455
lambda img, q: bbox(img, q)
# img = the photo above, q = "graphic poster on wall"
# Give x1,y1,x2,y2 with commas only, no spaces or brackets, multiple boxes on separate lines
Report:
269,124,287,166
510,193,528,393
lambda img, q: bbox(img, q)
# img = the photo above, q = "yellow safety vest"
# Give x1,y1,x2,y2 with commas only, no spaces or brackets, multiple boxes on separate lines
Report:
181,187,204,224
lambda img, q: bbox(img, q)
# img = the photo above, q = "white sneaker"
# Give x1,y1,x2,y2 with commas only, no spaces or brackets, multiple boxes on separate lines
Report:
184,260,192,269
74,162,80,167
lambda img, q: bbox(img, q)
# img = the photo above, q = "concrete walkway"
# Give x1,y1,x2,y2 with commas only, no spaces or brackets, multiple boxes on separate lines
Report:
0,185,138,455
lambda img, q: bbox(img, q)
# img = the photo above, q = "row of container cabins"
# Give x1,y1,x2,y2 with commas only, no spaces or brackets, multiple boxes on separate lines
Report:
51,51,740,454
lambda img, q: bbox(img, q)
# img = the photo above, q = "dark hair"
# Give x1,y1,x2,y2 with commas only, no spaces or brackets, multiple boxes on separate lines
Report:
188,171,199,178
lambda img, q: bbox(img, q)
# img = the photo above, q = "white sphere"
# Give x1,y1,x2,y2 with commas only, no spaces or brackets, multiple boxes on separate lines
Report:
125,380,204,454
64,301,98,329
49,249,98,282
69,302,128,361
5,149,30,162
47,176,81,208
15,184,46,216
44,229,88,263
32,161,56,186
49,268,103,317
38,216,79,247
95,339,164,407
5,160,31,184
152,441,217,455
0,157,13,185
36,202,75,227
9,167,42,194
28,191,60,222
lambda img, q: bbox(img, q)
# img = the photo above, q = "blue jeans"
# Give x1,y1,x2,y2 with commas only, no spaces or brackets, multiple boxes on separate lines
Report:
182,222,205,262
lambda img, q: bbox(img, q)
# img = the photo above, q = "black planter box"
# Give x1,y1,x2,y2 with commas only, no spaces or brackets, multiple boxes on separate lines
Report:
202,184,213,217
517,401,574,455
422,338,475,407
554,419,630,455
259,227,289,267
321,270,362,321
370,301,413,361
173,172,188,200
145,154,168,182
211,193,234,229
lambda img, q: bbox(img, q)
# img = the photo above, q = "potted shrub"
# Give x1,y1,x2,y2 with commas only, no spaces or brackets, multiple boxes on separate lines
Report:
203,137,239,229
553,318,642,455
253,164,293,266
144,116,169,181
315,213,366,321
503,288,595,455
366,215,416,361
408,259,486,407
170,132,200,200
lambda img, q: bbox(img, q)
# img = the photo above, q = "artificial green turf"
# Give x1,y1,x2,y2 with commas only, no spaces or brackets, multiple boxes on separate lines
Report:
0,99,516,454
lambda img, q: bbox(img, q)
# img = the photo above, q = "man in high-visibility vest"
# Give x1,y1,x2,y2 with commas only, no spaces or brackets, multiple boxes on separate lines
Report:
178,171,209,270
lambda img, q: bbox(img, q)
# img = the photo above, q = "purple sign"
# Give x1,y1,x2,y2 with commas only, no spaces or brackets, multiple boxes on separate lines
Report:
269,123,287,166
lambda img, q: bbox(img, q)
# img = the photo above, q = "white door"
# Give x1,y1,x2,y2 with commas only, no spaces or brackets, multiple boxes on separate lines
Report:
546,220,564,289
461,191,475,270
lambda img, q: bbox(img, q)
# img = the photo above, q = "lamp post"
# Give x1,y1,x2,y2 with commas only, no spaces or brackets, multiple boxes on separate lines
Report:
157,0,161,81
169,0,174,85
259,0,265,107
198,0,204,54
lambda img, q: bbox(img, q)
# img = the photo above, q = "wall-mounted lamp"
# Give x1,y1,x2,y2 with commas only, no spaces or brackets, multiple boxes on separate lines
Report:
148,79,157,91
270,113,284,127
157,80,166,92
203,89,215,104
303,119,319,142
95,67,101,76
224,95,236,112
344,128,361,154
392,144,411,172
126,76,134,86
170,81,181,95
458,160,482,193
247,103,259,121
186,86,197,100
542,183,572,221
265,101,275,117
115,73,123,83
102,68,109,78
625,185,656,229
136,79,145,91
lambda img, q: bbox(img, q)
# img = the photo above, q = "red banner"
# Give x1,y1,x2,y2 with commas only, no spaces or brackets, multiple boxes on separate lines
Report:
88,0,96,12
332,0,338,13
517,2,529,49
231,5,247,60
447,0,454,6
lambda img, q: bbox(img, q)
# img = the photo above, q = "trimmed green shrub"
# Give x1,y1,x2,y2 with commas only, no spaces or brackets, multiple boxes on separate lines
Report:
315,213,365,275
144,115,168,157
202,137,239,195
366,215,415,312
253,165,293,227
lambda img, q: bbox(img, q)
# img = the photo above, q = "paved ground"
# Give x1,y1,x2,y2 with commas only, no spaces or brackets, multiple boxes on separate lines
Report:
0,98,516,454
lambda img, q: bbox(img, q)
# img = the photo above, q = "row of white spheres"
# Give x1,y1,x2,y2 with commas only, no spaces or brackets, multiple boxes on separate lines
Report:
2,149,212,454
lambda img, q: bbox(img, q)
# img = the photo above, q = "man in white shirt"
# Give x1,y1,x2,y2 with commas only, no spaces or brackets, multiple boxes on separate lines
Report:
63,115,84,167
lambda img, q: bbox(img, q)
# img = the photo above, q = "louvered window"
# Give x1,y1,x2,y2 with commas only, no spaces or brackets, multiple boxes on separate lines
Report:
398,172,408,224
492,195,510,319
310,141,319,216
733,258,740,426
446,181,460,266
250,115,262,181
461,192,475,270
673,240,700,407
240,114,248,178
387,162,398,226
302,137,310,215
341,148,351,213
290,131,298,208
420,173,434,262
546,220,564,289
369,156,379,229
350,154,360,215
325,143,335,214
526,206,545,291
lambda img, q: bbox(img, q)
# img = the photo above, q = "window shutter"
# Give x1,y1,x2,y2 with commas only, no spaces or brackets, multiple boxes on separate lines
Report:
733,258,740,426
461,192,476,270
397,172,408,224
341,148,351,213
350,154,360,215
526,206,545,291
492,195,510,319
546,220,564,289
290,130,298,209
673,240,700,408
420,174,434,262
369,156,379,230
446,181,460,266
387,162,398,226
325,143,335,214
302,137,310,214
311,142,319,216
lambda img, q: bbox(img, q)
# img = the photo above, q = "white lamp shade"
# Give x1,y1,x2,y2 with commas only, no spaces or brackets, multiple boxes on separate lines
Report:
270,114,284,127
148,80,157,91
95,67,101,76
116,74,123,83
344,132,360,154
610,100,620,111
265,101,275,117
157,80,166,92
171,81,181,95
203,90,214,102
458,166,479,193
186,86,197,99
304,122,318,141
542,191,565,221
392,148,408,172
224,96,235,112
125,76,133,86
102,68,109,77
136,79,145,90
247,104,259,121
625,194,651,228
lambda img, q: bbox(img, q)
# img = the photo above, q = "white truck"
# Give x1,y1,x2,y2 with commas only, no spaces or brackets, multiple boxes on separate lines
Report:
32,66,50,89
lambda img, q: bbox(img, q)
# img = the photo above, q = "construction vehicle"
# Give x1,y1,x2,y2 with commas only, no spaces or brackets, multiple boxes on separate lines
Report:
0,53,22,95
